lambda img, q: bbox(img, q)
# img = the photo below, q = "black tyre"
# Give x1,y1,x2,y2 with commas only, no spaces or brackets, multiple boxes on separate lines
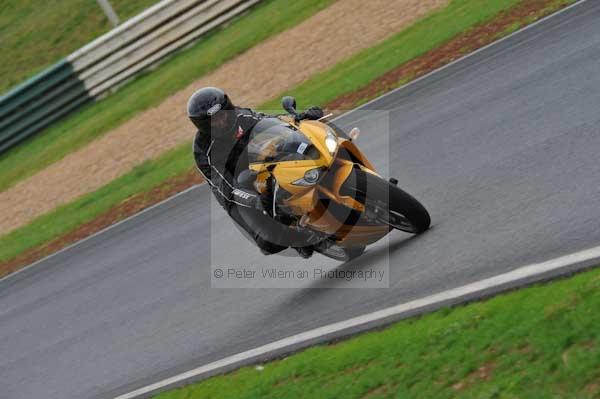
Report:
342,168,431,234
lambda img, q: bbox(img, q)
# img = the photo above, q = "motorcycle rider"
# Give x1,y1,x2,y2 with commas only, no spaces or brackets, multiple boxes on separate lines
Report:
188,87,324,258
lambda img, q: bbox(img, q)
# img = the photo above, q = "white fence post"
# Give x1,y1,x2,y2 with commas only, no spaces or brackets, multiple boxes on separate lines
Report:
96,0,121,27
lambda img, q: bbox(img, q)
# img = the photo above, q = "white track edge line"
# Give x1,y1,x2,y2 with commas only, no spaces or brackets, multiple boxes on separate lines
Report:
1,0,588,283
115,245,600,398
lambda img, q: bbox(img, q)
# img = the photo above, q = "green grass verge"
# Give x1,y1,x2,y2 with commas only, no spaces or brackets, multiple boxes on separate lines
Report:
0,0,574,262
153,267,600,399
0,0,335,193
0,0,158,93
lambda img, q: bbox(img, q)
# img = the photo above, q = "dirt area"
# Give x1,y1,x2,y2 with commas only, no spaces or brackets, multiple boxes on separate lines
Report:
0,0,574,277
0,0,447,236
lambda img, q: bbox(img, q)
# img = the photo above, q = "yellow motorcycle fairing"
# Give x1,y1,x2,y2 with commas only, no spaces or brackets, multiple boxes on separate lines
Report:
248,118,390,247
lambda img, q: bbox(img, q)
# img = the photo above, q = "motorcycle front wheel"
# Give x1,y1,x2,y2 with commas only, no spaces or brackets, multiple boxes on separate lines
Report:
342,168,431,234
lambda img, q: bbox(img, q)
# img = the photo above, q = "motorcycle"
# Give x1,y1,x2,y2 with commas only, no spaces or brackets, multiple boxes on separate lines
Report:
245,97,430,261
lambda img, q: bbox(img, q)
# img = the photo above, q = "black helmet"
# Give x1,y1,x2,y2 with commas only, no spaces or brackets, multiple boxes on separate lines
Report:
187,87,236,139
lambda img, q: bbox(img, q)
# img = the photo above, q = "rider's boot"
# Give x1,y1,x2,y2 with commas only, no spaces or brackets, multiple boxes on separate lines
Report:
294,246,314,259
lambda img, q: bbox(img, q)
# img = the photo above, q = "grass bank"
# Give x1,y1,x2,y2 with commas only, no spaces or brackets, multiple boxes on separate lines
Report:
0,0,158,93
0,0,335,193
153,267,600,399
0,0,578,266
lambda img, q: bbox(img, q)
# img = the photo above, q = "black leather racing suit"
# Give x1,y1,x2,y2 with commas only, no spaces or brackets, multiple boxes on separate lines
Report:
193,107,318,254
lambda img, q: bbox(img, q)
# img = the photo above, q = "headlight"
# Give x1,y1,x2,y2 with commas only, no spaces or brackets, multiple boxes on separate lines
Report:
304,168,320,183
325,126,338,155
292,167,322,186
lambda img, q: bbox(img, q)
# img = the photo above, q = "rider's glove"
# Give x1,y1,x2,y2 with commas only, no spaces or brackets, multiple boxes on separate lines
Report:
296,106,324,121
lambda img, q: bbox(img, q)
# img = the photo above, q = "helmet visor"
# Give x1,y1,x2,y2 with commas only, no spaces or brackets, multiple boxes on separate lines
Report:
192,110,237,140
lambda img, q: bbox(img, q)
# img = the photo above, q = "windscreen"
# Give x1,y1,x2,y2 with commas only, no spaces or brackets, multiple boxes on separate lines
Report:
247,118,320,163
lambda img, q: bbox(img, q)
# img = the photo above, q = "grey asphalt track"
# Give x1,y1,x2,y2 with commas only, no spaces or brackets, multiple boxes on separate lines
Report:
2,2,600,398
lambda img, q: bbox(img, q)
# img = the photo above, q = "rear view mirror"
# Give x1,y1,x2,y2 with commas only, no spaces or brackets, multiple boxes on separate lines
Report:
281,96,297,115
349,127,360,141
